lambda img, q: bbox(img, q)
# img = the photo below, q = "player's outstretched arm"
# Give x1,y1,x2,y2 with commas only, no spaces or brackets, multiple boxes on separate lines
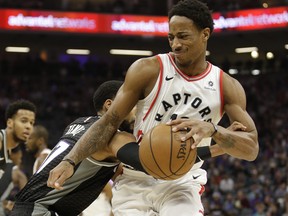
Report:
47,57,156,189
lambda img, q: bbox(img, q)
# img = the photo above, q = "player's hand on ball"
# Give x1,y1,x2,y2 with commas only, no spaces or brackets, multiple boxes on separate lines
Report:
47,161,74,190
167,119,215,149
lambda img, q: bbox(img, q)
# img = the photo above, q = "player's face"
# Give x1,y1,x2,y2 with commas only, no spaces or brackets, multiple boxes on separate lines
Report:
9,109,35,143
168,16,208,69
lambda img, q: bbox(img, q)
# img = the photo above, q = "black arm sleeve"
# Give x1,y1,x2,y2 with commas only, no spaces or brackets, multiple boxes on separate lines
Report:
196,146,212,162
116,142,147,173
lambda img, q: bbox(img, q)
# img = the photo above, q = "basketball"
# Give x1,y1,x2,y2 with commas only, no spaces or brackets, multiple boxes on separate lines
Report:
139,124,197,180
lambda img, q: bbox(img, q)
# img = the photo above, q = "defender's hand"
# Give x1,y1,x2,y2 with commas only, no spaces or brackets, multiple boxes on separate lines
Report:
227,121,246,131
47,161,74,190
167,120,247,149
167,119,215,149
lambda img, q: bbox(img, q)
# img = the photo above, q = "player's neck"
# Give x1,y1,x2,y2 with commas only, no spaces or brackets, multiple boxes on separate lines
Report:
97,111,105,117
174,57,208,76
5,129,20,151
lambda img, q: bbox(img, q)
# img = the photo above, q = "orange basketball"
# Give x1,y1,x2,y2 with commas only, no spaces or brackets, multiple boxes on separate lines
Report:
139,124,197,180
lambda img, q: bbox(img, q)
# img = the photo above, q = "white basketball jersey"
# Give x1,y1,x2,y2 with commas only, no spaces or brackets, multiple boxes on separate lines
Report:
134,53,224,168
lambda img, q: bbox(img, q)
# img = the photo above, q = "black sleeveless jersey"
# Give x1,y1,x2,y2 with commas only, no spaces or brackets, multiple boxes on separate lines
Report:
0,129,14,198
0,163,14,199
0,129,10,170
15,116,119,216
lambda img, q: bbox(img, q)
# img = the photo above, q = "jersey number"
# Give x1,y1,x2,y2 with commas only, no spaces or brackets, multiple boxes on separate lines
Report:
36,141,70,174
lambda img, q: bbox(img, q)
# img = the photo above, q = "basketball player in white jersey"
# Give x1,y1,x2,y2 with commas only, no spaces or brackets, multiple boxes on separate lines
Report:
48,0,259,215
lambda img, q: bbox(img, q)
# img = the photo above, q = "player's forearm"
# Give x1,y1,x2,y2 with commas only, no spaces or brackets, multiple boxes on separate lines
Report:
64,116,118,165
196,144,224,162
212,126,259,161
210,144,225,157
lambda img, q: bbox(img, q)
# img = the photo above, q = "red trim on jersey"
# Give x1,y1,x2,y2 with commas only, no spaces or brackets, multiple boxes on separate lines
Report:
136,130,143,142
199,209,205,215
199,185,205,195
142,55,163,121
219,70,224,116
167,53,212,81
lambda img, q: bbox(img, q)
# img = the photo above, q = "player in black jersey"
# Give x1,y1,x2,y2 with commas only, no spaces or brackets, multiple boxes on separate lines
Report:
0,99,36,215
11,80,141,216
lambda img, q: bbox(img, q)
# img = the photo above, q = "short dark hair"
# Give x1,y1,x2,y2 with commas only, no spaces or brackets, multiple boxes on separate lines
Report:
168,0,214,33
93,80,123,112
5,99,37,121
33,125,49,144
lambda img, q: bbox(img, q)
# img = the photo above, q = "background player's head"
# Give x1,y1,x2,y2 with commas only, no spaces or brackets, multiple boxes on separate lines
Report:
5,99,37,142
93,80,135,133
93,80,123,114
26,125,49,155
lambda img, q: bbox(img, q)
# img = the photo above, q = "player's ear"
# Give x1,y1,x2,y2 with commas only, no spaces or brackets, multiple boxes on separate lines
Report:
7,118,13,129
202,28,210,41
103,99,113,111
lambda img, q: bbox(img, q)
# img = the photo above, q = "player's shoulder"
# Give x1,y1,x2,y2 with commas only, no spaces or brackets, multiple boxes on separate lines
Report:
129,55,161,80
131,55,161,72
222,71,246,103
124,55,162,91
222,72,243,89
71,116,99,124
64,116,99,131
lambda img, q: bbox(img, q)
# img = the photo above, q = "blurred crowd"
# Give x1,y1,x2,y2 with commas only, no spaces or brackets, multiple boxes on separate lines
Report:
0,53,287,215
0,54,129,145
203,72,288,215
0,0,287,15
